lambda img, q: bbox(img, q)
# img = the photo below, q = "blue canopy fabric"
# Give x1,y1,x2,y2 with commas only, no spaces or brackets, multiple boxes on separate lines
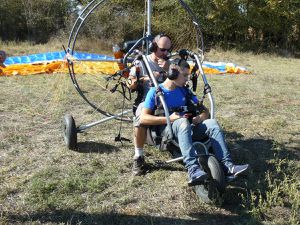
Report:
4,51,114,66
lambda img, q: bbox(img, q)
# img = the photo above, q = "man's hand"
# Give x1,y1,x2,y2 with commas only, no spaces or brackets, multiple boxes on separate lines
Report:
127,75,138,90
153,71,161,78
170,112,181,122
158,59,170,71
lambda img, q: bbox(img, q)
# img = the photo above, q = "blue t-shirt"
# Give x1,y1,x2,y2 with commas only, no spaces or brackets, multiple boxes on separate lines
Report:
144,84,199,114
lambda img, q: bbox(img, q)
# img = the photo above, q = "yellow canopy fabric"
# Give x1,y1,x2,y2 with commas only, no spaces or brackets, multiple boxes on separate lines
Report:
0,61,119,76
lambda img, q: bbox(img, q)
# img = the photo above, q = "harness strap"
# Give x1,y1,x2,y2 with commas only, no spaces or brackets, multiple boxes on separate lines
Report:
154,85,193,115
154,85,163,107
199,83,211,104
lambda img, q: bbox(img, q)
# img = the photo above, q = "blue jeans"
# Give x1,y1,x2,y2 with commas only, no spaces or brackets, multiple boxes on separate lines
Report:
164,118,233,172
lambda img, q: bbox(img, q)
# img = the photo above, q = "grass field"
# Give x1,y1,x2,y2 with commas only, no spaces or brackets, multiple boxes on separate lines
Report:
0,47,299,225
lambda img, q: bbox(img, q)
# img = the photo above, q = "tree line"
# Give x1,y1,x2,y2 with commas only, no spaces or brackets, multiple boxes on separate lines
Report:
0,0,299,55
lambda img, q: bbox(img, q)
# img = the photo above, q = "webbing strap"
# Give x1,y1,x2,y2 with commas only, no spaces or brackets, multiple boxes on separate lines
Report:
154,85,163,109
199,84,211,104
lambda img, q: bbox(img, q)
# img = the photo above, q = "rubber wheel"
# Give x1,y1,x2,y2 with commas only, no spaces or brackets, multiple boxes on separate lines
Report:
63,114,77,150
194,154,226,205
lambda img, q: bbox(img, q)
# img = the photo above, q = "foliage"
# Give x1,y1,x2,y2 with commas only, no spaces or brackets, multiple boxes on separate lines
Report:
188,0,300,53
0,0,299,53
0,0,70,43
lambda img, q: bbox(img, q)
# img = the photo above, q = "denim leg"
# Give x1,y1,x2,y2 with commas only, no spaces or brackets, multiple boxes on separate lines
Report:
193,119,233,171
171,118,198,169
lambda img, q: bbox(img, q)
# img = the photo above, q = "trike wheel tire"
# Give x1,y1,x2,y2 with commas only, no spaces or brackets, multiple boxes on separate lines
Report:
63,114,77,150
194,154,225,205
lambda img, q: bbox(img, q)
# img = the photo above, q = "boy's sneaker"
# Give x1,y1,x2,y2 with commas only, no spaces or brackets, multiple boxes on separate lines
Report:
187,165,208,186
228,164,249,177
132,156,145,176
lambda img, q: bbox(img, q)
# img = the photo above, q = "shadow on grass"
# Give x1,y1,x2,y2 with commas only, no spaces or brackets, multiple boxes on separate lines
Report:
6,210,262,225
145,161,186,173
140,130,298,216
75,141,120,154
220,131,299,212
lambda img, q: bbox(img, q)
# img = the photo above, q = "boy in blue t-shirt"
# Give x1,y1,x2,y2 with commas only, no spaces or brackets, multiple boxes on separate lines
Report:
136,59,249,185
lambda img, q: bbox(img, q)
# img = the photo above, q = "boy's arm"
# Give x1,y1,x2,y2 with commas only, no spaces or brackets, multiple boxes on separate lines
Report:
140,108,181,125
192,105,210,125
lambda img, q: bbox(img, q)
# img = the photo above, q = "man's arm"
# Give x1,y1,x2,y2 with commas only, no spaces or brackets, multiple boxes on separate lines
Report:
127,61,142,90
140,108,181,125
192,105,210,125
127,71,163,91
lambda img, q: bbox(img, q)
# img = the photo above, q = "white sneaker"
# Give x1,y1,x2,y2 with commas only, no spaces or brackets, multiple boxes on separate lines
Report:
229,164,249,177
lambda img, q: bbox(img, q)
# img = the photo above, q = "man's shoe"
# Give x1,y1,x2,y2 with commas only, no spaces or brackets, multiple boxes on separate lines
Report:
132,156,145,176
228,164,249,177
187,165,208,186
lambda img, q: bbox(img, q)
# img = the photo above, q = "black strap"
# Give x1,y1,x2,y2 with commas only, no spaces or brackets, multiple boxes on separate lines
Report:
154,85,163,111
154,86,192,115
199,84,211,104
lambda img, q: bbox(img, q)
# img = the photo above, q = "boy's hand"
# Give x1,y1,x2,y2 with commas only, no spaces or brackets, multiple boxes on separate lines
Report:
183,113,193,118
170,112,181,122
192,116,202,125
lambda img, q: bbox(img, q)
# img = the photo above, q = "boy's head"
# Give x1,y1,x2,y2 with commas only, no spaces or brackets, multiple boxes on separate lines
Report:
167,59,190,86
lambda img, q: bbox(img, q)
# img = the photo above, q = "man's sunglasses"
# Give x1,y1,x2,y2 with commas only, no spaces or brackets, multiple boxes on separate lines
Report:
158,47,171,52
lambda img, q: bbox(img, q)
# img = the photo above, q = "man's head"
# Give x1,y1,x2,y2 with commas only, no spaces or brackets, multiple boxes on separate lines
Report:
150,34,172,60
167,59,190,87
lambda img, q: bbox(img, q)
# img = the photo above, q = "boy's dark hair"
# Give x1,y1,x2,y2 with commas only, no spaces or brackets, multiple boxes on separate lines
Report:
167,58,190,80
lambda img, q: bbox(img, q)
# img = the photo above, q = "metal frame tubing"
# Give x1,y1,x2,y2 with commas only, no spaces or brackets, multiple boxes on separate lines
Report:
142,55,173,140
77,109,131,132
193,54,215,119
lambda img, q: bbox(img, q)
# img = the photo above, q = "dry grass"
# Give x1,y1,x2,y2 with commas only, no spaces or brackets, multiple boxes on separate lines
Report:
0,44,299,225
0,38,66,56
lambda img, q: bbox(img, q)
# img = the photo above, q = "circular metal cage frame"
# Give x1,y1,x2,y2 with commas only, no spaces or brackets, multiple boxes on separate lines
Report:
66,0,205,119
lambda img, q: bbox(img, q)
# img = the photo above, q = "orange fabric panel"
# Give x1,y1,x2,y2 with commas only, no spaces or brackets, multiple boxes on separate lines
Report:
0,61,250,76
0,61,119,76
